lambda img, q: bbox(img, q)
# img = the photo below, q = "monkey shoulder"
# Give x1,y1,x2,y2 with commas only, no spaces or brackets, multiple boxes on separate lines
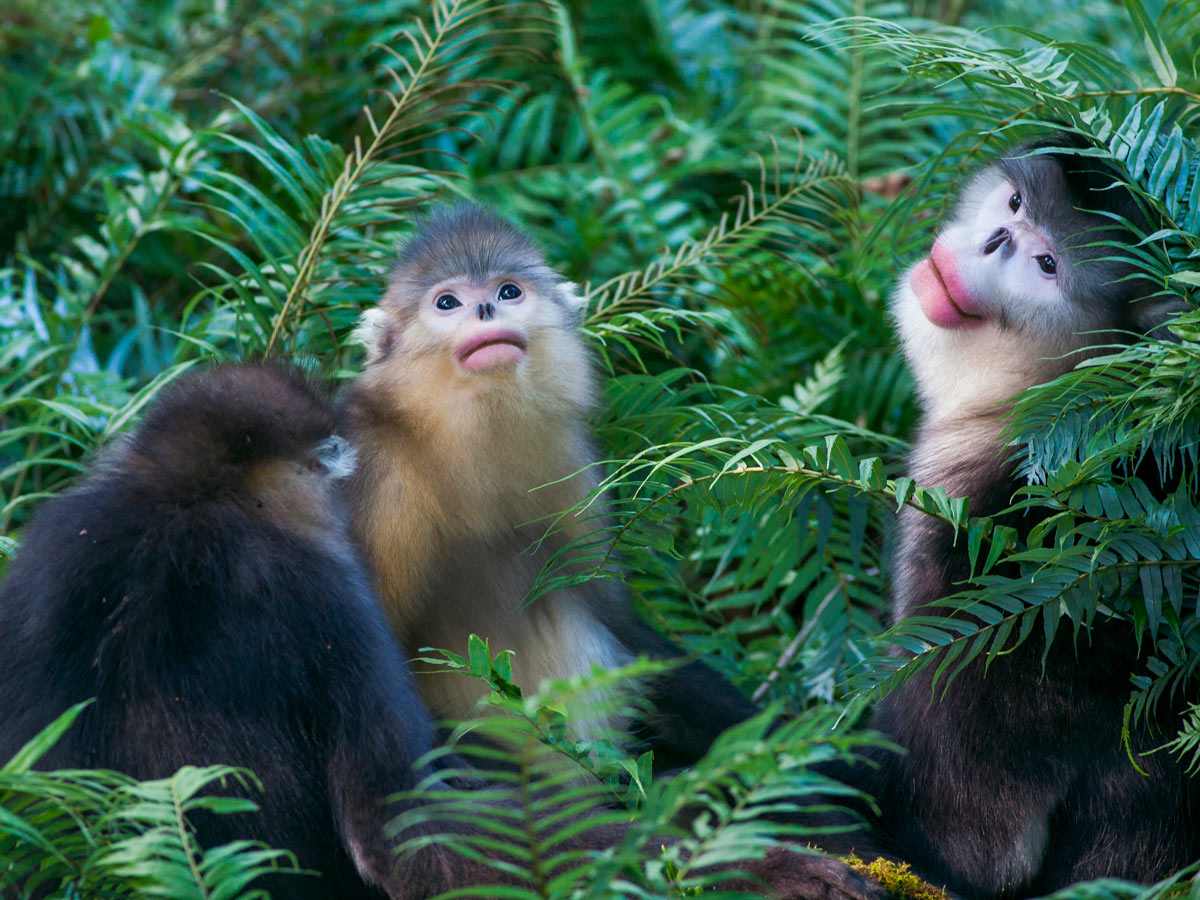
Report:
1,466,402,717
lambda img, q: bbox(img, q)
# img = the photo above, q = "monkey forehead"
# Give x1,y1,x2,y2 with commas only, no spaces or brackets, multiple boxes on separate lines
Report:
995,154,1079,231
951,166,1009,220
997,147,1149,245
391,262,560,300
389,202,561,298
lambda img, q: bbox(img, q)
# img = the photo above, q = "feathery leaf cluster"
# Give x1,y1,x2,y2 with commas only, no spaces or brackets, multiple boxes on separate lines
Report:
1,0,1198,895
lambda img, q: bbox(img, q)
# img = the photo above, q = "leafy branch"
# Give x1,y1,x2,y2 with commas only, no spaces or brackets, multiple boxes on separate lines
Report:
264,0,550,352
530,433,978,600
584,149,854,322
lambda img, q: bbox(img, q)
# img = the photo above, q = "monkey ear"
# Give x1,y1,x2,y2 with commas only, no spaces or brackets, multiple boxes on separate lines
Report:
558,281,588,319
352,307,393,364
1131,295,1191,341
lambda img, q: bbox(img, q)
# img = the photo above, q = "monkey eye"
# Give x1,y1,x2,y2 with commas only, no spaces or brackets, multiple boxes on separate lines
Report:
1035,254,1057,275
1009,191,1022,213
435,294,462,311
497,282,522,301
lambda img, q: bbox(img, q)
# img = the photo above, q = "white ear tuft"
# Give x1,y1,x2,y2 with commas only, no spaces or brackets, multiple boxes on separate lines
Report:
351,307,391,364
311,435,358,480
560,281,588,316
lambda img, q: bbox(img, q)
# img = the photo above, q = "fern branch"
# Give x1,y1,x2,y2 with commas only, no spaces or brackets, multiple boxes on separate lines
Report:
532,434,978,601
265,0,542,352
584,151,852,322
874,557,1200,698
169,777,208,900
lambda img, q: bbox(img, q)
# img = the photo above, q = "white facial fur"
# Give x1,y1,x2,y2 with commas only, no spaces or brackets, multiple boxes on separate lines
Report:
381,273,586,380
893,168,1108,421
939,173,1062,318
310,435,357,480
352,306,390,365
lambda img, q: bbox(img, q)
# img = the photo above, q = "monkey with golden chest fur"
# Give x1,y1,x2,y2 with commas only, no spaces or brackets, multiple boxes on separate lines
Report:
343,203,755,768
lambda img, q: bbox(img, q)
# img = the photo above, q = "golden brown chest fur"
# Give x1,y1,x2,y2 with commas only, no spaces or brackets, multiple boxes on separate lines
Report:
343,346,634,726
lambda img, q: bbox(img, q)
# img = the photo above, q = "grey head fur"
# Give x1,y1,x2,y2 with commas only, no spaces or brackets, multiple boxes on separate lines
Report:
386,202,577,321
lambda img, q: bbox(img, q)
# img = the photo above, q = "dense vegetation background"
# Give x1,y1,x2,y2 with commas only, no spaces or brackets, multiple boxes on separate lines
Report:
1,0,1198,896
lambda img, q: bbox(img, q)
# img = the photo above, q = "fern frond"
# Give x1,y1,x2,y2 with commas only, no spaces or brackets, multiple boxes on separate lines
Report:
584,149,854,323
395,663,888,899
1161,702,1200,776
261,0,550,353
1,707,299,899
100,768,301,900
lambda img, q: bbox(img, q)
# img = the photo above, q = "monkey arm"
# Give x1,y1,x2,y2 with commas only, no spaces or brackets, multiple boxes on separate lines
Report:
726,848,892,900
608,617,757,770
321,591,488,900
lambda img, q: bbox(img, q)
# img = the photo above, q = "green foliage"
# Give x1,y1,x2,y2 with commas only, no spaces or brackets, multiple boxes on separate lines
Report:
1,706,301,898
1163,703,1200,776
399,638,889,898
418,634,663,807
2,0,1199,895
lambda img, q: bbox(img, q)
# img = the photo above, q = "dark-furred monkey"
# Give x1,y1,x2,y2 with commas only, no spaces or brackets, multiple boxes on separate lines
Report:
343,203,756,770
0,362,617,900
825,137,1198,898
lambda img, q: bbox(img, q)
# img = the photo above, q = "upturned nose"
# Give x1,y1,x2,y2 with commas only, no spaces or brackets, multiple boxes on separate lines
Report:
983,227,1011,255
477,302,496,321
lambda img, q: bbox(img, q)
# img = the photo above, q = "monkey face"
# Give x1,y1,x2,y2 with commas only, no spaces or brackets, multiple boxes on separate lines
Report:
908,169,1065,332
356,204,595,425
418,275,537,373
891,169,1073,415
377,266,588,395
891,154,1153,417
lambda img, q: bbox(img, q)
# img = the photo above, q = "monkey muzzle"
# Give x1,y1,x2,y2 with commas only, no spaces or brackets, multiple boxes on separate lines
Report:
910,240,986,329
456,328,528,372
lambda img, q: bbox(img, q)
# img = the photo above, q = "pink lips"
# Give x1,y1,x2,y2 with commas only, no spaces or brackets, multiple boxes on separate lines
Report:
456,329,528,371
909,240,985,330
